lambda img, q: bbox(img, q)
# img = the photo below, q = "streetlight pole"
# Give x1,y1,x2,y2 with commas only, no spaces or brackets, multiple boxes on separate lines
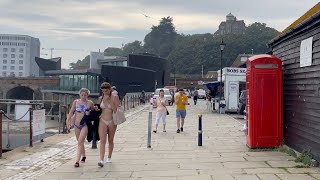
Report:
219,39,226,114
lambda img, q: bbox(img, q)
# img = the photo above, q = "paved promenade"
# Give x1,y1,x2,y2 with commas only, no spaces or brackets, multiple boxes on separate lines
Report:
0,100,319,180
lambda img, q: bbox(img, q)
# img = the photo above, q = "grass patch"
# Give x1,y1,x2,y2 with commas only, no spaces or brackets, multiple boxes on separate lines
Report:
295,150,313,167
294,165,308,168
248,147,276,152
277,146,297,158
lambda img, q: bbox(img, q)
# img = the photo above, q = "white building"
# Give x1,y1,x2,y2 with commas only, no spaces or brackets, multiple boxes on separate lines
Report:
217,67,246,112
89,51,127,69
0,34,40,77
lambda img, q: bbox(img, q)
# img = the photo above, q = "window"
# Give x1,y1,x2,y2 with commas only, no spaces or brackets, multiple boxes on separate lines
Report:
19,72,23,77
3,66,7,70
3,48,8,52
3,54,7,58
19,60,23,64
19,48,24,53
19,66,23,70
10,72,14,76
19,54,23,58
11,48,16,52
11,60,15,64
10,66,15,70
3,60,7,64
2,72,6,76
11,54,15,58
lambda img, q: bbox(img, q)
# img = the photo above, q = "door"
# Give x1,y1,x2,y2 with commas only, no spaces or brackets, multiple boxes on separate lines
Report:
228,81,239,110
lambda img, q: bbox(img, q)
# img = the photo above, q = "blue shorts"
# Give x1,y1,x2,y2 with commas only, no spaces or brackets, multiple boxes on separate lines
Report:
176,110,186,118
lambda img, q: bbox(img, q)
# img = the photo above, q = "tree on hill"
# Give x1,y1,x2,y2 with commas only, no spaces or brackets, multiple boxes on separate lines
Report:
69,55,90,69
168,22,279,74
104,47,124,56
72,19,278,74
144,16,178,58
123,40,145,55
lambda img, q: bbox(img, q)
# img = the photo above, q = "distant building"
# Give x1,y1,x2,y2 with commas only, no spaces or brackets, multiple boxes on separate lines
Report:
230,54,254,68
89,52,127,69
214,13,246,36
35,57,61,76
0,34,40,77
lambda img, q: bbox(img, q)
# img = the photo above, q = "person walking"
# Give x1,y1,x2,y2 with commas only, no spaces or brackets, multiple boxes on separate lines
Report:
193,89,199,105
66,88,94,168
96,82,120,167
174,89,189,133
153,89,168,133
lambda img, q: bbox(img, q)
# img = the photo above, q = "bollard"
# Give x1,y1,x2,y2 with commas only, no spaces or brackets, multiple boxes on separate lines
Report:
29,108,33,147
0,110,3,158
147,111,152,148
198,114,202,146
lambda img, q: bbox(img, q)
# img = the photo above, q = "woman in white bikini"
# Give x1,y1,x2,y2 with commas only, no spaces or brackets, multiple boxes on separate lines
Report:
96,82,119,167
67,88,94,168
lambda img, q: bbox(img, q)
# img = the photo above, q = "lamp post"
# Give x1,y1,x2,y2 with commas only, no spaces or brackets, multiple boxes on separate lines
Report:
219,39,226,113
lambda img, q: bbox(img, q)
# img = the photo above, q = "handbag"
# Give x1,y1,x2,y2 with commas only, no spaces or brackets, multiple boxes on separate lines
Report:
113,108,126,125
159,97,169,115
111,95,127,125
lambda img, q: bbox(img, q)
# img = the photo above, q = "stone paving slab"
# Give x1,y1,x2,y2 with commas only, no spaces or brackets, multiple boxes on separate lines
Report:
257,174,281,180
244,167,288,174
277,174,317,180
267,160,304,168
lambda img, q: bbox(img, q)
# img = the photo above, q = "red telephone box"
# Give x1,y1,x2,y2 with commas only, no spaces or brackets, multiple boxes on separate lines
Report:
246,54,283,148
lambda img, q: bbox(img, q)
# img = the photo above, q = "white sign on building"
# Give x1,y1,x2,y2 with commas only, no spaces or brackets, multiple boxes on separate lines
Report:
33,109,46,136
300,37,313,67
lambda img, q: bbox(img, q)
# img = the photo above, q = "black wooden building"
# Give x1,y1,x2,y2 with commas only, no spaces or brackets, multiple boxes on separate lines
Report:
269,3,320,161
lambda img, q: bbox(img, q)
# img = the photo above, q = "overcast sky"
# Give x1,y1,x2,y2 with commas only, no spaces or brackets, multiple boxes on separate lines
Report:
0,0,318,68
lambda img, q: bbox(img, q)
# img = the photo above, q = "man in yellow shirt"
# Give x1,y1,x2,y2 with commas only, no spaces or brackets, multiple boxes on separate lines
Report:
174,89,189,133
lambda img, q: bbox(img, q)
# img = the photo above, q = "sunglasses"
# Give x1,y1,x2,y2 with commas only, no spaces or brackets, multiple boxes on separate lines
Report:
100,87,108,89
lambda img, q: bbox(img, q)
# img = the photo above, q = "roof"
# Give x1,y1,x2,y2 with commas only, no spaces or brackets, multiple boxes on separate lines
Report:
231,54,253,67
227,13,234,17
269,2,320,46
45,69,101,75
247,54,280,62
35,57,61,71
205,71,218,79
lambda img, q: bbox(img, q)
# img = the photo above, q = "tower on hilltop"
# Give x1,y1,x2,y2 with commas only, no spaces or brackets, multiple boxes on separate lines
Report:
214,13,246,36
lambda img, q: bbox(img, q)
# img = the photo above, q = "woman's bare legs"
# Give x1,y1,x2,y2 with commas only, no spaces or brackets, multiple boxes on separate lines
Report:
107,123,117,160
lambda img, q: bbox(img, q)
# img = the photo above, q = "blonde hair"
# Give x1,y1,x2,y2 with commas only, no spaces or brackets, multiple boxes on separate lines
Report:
79,88,90,95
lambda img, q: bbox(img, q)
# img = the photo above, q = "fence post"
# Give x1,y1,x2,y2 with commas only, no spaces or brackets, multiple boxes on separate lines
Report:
133,96,135,108
6,104,10,149
62,105,67,133
0,110,3,158
127,96,129,110
123,97,126,112
29,108,33,147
